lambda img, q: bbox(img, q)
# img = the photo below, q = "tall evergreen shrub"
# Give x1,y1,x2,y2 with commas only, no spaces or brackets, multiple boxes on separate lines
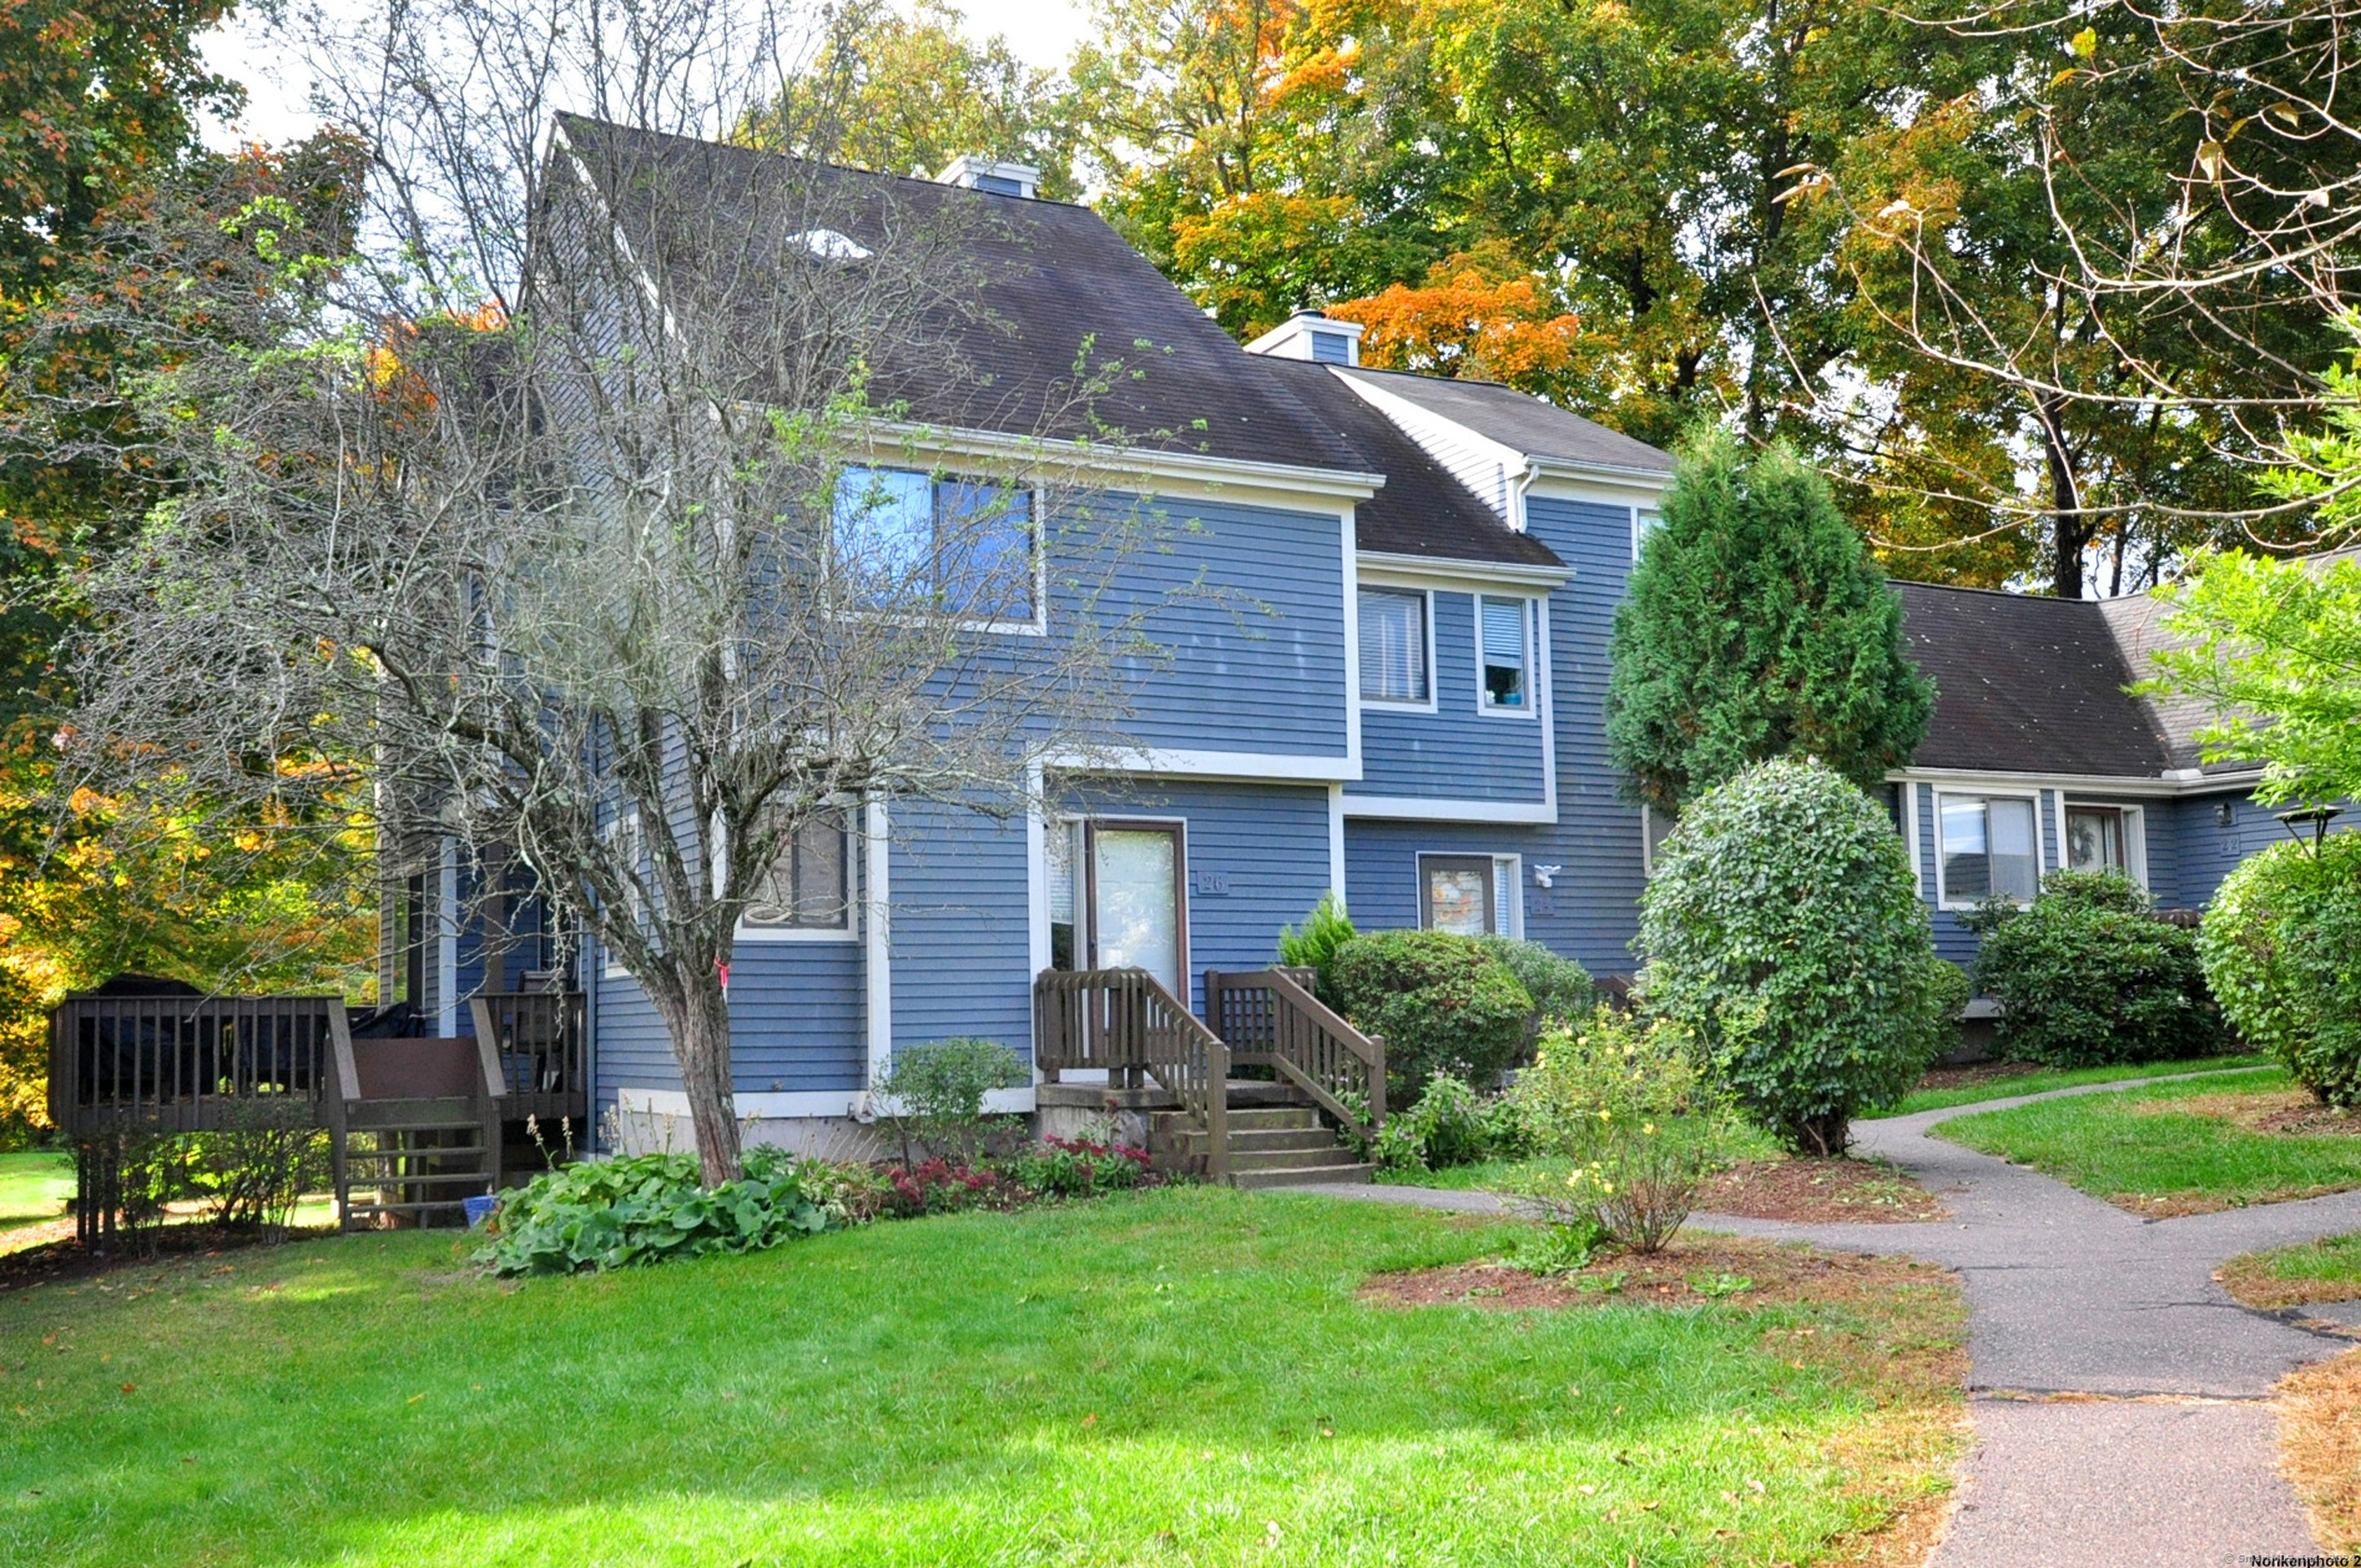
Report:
1607,431,1934,810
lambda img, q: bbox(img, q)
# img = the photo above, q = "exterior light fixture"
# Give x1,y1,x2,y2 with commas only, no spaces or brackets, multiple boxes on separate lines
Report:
2214,800,2236,828
2276,806,2344,856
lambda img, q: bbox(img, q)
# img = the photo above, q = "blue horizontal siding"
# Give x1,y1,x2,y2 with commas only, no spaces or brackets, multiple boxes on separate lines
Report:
890,800,1033,1063
1351,589,1548,802
593,939,865,1097
1093,494,1349,757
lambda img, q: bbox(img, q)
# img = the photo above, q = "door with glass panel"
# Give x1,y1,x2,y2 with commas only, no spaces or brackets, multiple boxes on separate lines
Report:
2065,806,2127,874
1047,820,1187,997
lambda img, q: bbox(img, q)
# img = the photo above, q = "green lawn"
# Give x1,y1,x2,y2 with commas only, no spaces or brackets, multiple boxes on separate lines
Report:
1930,1068,2361,1213
2219,1232,2361,1311
0,1150,72,1234
0,1186,1963,1566
1889,1054,2268,1116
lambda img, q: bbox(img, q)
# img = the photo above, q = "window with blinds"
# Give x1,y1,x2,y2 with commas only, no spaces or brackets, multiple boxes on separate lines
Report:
1358,588,1429,703
1478,596,1531,712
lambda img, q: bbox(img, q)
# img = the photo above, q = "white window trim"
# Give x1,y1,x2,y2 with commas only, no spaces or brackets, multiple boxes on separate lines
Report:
1356,585,1436,712
1474,593,1540,720
2061,799,2150,890
1933,789,2046,911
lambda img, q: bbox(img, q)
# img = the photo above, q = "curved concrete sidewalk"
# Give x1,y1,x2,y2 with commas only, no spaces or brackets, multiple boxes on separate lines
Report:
1302,1068,2361,1566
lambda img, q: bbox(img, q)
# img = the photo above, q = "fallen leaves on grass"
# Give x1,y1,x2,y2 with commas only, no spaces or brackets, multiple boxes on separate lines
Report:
2276,1347,2361,1551
2140,1089,2361,1139
1700,1159,1948,1224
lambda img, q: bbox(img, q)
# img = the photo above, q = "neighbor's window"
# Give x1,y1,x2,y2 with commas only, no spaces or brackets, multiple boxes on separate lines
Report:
833,465,1035,620
1938,794,2039,904
1359,588,1430,703
1478,596,1533,712
1418,853,1522,936
743,809,852,930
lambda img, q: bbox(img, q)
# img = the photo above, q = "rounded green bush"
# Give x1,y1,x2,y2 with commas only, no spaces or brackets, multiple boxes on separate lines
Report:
1637,756,1949,1154
1474,934,1594,1036
1328,929,1535,1102
1968,869,2219,1067
2201,834,2361,1104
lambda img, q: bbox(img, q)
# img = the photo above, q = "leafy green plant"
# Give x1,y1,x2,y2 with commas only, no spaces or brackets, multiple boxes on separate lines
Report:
1966,869,2219,1067
479,1147,856,1275
1002,1137,1152,1198
1638,757,1950,1154
1474,935,1593,1040
1689,1272,1753,1299
1329,929,1534,1102
876,1036,1031,1165
1277,891,1357,1001
1370,1072,1526,1175
1509,1006,1739,1254
184,1096,331,1236
2201,834,2361,1103
1509,1215,1608,1276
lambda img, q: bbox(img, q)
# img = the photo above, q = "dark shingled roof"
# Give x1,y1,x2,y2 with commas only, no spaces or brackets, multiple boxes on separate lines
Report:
550,117,1368,474
1259,360,1564,571
1333,366,1675,475
1894,581,2170,777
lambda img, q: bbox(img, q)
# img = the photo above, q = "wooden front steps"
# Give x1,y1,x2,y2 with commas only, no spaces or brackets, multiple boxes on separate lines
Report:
335,1096,497,1229
1039,1080,1374,1189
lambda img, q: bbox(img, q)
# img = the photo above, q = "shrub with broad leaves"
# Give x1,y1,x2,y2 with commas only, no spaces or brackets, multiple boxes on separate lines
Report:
480,1146,869,1275
1967,869,2219,1067
1002,1136,1152,1198
1329,929,1534,1103
2201,834,2361,1103
1638,757,1949,1154
1369,1072,1526,1176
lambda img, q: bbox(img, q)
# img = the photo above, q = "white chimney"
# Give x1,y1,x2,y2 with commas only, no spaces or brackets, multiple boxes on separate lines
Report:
1243,310,1364,366
935,155,1041,199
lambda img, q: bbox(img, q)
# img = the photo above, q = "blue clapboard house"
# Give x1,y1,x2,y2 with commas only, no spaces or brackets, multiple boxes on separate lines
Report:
366,120,2328,1183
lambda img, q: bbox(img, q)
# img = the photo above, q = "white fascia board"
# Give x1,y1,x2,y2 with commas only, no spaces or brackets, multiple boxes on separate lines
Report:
1526,458,1676,499
1356,551,1571,591
866,421,1385,506
1044,747,1360,783
1341,795,1557,824
1889,764,2245,798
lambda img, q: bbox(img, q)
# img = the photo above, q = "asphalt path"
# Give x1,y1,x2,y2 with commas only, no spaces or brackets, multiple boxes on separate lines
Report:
1300,1068,2361,1566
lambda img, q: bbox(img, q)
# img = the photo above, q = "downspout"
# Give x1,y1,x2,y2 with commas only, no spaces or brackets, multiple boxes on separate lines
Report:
1508,458,1540,533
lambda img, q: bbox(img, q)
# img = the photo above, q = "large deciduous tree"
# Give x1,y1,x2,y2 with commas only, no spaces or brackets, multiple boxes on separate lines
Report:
1607,431,1934,809
54,0,1167,1185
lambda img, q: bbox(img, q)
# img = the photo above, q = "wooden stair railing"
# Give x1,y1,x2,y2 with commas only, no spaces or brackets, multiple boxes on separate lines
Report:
1205,967,1385,1144
1033,968,1230,1182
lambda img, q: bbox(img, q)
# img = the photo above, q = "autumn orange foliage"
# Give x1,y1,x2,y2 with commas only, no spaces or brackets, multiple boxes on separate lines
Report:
1330,247,1582,385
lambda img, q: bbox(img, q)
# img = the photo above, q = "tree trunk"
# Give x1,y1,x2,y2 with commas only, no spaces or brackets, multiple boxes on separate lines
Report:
2039,392,2088,599
660,966,743,1185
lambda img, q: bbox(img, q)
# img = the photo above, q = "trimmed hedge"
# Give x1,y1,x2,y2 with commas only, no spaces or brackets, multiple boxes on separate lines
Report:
1329,929,1534,1102
1638,757,1950,1154
1967,869,2219,1067
2201,834,2361,1103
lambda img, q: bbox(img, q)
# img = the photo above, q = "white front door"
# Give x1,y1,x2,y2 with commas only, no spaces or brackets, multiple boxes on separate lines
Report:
1089,823,1185,996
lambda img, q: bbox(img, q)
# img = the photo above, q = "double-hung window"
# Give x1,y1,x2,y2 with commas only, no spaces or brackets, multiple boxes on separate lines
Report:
1937,794,2039,906
1478,595,1535,714
833,465,1036,623
742,808,853,933
1358,587,1430,705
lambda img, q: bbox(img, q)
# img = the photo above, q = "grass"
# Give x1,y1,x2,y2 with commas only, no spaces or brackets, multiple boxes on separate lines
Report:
2277,1349,2361,1551
0,1185,1965,1567
1889,1053,2268,1116
0,1150,72,1234
1930,1067,2361,1214
2218,1232,2361,1312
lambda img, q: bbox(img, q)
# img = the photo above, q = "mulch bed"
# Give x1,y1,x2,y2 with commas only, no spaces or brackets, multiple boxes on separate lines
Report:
0,1222,339,1295
1699,1158,1950,1224
1363,1233,1957,1318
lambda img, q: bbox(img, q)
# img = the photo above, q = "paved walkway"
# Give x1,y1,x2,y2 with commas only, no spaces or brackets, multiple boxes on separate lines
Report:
1299,1070,2361,1566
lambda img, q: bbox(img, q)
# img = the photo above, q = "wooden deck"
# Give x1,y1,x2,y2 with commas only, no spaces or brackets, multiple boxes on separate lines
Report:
50,986,587,1242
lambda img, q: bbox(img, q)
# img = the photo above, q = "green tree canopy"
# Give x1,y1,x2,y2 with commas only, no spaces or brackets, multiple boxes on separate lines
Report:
1607,431,1934,810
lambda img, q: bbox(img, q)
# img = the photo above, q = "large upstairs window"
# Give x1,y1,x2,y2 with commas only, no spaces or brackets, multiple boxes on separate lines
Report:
832,465,1036,624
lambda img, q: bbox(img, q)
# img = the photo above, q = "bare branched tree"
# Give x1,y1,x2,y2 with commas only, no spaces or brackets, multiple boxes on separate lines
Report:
49,0,1176,1183
1782,0,2361,594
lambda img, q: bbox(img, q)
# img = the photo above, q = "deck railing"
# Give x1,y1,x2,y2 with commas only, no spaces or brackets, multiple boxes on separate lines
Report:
1205,967,1385,1143
49,993,344,1136
1033,968,1229,1181
467,990,587,1116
